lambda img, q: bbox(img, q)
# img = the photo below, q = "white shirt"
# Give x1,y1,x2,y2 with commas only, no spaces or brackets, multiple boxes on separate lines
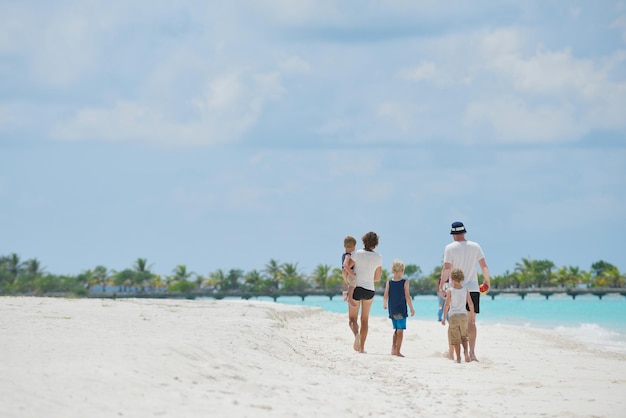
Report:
448,286,469,315
443,240,485,292
351,249,382,291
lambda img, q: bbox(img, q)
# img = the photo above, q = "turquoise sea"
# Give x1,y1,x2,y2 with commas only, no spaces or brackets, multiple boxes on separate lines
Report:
241,293,626,354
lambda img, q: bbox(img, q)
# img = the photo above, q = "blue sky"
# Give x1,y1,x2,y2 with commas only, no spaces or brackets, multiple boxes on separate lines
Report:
2,1,625,279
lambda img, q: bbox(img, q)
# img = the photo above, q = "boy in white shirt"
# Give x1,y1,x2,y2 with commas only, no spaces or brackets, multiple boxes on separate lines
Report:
441,268,475,363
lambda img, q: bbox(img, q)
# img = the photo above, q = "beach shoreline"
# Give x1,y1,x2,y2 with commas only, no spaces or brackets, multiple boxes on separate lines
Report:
1,296,625,417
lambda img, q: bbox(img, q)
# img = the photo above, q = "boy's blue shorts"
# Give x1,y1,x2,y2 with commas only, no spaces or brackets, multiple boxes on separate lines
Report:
391,317,407,330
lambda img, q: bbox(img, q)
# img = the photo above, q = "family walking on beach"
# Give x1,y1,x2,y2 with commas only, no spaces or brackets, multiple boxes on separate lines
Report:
342,221,491,362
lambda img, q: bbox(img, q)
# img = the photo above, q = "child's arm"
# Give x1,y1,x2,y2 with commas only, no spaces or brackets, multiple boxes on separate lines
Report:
441,289,451,325
404,280,415,316
383,281,389,309
466,290,476,324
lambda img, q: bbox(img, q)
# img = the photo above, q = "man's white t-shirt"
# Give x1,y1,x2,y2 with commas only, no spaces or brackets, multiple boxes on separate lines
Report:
351,249,382,291
443,240,485,292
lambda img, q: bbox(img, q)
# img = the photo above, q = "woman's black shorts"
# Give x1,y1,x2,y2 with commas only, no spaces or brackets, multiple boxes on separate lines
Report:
353,286,376,301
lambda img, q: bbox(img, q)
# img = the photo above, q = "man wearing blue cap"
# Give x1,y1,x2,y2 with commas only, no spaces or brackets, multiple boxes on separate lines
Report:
439,221,491,361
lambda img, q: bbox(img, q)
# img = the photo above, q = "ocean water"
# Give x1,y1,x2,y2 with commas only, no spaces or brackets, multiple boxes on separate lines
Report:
242,293,626,354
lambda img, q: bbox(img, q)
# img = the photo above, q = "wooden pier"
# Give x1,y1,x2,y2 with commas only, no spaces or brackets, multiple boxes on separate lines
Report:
87,288,626,301
482,288,626,300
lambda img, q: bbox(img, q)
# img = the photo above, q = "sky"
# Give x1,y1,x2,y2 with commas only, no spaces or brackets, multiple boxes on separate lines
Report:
1,1,626,279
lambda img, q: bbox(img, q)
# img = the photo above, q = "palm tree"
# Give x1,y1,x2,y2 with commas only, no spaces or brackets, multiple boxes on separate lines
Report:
553,266,581,288
113,269,134,292
600,267,624,288
194,274,205,290
580,270,592,288
591,260,617,278
225,269,244,291
92,265,110,292
311,264,332,290
151,274,166,292
514,258,554,288
207,269,226,291
23,258,45,276
281,262,309,292
3,253,21,278
243,269,271,292
405,264,426,291
327,267,346,292
132,258,154,291
167,265,195,292
171,265,193,282
404,264,423,280
264,259,283,290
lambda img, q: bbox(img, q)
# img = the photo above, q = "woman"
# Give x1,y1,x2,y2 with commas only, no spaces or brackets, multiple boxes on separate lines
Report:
347,231,382,353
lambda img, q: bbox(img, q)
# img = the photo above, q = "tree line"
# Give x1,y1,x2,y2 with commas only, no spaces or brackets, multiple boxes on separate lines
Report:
0,253,624,297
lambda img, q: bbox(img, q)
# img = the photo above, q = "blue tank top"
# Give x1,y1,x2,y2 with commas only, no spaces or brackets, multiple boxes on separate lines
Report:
388,279,408,319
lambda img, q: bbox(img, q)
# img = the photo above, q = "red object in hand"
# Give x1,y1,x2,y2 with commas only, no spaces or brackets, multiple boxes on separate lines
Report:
479,283,489,293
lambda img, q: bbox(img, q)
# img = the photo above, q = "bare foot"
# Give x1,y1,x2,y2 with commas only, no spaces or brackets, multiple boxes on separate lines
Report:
470,353,479,362
353,333,361,351
395,353,405,358
464,351,471,363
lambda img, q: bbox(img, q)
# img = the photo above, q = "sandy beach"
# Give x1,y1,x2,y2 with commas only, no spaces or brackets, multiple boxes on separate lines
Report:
1,297,625,417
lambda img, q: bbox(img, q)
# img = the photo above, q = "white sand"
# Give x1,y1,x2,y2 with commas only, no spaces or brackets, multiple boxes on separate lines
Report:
1,297,625,418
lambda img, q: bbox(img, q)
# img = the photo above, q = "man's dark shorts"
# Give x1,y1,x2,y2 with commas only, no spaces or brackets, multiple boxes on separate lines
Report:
466,291,480,314
353,287,376,301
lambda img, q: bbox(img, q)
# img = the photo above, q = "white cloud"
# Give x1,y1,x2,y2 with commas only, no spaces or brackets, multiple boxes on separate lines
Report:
377,101,425,133
612,15,626,42
485,45,604,96
246,0,342,25
464,97,583,143
457,28,626,143
0,105,24,132
397,62,437,81
53,70,285,146
279,56,312,74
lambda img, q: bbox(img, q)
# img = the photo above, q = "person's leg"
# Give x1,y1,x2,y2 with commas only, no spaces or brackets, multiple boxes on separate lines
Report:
358,297,374,353
347,285,357,307
342,272,349,301
395,330,404,357
462,338,470,362
468,292,480,361
446,326,454,360
460,316,471,362
453,344,461,363
437,295,444,321
391,329,397,355
348,299,361,351
468,322,477,361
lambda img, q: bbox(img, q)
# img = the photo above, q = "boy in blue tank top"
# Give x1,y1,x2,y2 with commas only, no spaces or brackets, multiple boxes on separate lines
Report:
382,259,415,357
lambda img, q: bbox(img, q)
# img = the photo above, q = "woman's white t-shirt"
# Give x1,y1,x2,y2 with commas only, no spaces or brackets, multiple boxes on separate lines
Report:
351,249,382,291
